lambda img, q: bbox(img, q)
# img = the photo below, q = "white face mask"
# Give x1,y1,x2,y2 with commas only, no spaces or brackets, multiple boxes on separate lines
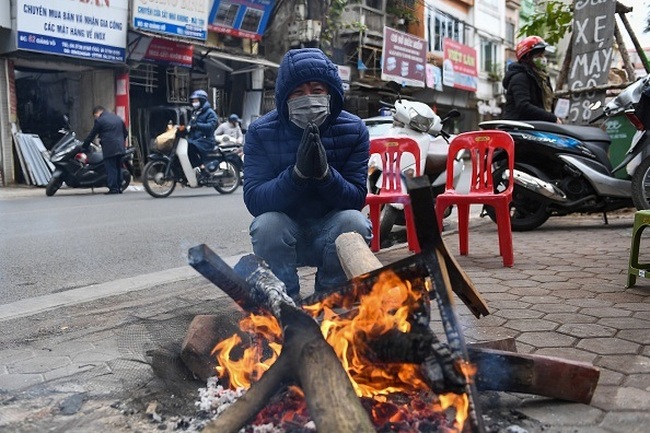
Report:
192,101,201,109
287,94,331,129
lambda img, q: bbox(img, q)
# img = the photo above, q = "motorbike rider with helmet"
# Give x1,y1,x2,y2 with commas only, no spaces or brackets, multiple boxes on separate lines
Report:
187,89,218,175
502,35,561,123
215,113,244,143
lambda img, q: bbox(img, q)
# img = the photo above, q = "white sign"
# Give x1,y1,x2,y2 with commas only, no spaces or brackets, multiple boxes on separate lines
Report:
17,0,128,62
554,98,571,119
132,0,210,41
336,64,351,82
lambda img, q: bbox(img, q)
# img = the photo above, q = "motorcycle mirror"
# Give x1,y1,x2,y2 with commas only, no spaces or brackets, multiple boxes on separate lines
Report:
385,81,404,101
589,101,602,111
446,109,461,119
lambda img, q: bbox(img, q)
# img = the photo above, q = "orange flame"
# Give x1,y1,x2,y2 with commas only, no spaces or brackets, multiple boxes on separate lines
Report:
214,270,473,431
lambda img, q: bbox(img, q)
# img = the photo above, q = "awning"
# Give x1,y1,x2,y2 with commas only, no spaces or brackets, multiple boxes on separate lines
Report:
129,29,279,71
203,50,279,69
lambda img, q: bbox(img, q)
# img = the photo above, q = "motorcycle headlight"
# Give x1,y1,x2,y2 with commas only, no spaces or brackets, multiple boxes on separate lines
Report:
408,108,434,132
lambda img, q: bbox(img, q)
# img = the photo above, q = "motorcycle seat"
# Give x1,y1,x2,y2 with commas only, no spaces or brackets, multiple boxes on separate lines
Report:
526,121,611,142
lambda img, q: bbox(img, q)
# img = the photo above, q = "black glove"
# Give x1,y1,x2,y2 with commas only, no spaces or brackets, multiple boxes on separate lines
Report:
311,127,329,180
293,124,316,179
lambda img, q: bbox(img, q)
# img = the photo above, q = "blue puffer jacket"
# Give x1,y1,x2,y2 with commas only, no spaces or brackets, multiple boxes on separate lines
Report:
243,49,369,220
188,101,218,151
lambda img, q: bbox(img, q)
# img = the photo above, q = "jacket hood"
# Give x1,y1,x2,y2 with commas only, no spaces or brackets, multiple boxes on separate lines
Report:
275,48,344,129
502,62,529,89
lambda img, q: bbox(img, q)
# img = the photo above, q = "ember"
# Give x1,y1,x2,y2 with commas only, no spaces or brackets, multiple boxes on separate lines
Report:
214,269,472,432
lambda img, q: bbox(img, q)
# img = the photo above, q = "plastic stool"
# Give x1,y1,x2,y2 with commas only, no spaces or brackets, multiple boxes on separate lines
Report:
627,210,650,288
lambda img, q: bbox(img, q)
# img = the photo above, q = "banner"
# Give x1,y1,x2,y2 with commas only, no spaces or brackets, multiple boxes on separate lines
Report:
127,34,194,68
16,0,128,62
442,38,477,92
132,0,210,41
208,0,275,41
381,27,427,88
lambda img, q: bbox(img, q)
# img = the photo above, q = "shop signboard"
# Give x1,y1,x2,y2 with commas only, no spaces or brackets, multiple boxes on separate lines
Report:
442,38,478,92
566,0,616,125
381,27,427,88
425,64,443,91
127,34,194,68
132,0,210,41
337,64,351,92
16,0,128,62
208,0,275,41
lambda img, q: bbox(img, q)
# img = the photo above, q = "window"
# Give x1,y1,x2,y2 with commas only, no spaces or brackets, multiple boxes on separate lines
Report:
428,11,466,52
505,21,515,47
480,38,500,77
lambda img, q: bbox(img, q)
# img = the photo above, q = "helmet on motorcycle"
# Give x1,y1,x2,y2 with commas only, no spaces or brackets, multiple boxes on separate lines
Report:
190,89,209,103
228,114,240,123
515,36,548,61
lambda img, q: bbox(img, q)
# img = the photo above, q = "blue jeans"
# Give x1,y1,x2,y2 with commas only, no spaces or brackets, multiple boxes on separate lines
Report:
249,210,372,297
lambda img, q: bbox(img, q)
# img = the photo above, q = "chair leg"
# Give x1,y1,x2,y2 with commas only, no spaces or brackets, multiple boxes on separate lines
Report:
435,201,447,233
369,204,381,252
457,203,470,255
495,202,514,267
627,224,645,288
403,203,420,253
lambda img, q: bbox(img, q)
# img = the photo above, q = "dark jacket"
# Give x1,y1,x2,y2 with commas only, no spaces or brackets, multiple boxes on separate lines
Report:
502,62,557,122
188,101,218,152
82,111,128,158
243,48,369,220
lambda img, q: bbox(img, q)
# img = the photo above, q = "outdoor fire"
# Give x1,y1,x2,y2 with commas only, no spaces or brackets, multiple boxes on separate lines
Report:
212,269,474,432
185,181,601,433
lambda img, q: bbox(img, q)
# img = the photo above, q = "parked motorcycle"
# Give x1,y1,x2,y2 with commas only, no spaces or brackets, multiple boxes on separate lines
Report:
367,82,464,242
590,73,650,210
142,125,241,198
479,88,641,230
45,117,134,197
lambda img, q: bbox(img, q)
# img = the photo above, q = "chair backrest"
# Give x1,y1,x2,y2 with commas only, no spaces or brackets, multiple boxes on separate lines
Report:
445,130,515,194
370,137,421,194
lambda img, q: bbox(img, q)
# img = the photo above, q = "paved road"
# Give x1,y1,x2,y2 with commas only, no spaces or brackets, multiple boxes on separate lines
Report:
0,184,253,303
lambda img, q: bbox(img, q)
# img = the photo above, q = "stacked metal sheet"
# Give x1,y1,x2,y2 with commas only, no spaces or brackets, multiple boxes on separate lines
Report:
13,133,54,186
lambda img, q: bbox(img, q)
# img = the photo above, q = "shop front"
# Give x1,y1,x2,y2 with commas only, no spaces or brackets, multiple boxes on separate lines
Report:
0,0,129,186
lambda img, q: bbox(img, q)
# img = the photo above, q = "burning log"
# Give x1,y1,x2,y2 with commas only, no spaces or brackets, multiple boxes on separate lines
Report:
335,229,600,405
188,245,375,433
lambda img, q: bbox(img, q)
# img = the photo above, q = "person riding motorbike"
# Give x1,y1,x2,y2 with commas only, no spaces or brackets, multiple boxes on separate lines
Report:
502,35,561,124
215,113,243,144
187,89,218,175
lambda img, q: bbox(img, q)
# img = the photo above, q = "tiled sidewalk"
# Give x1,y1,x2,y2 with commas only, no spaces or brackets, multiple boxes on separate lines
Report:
0,208,649,432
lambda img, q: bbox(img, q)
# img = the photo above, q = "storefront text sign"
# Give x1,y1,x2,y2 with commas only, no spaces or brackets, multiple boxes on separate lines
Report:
127,34,194,67
381,27,427,88
16,0,128,62
208,0,275,41
442,38,478,92
567,0,616,124
132,0,209,41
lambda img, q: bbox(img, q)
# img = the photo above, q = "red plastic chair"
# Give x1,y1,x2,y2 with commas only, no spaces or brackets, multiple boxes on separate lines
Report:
366,137,421,253
434,130,515,267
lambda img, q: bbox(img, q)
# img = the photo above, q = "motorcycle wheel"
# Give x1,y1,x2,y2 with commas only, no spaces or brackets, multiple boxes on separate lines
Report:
213,161,241,194
120,169,132,191
485,163,550,231
45,175,63,197
143,160,176,198
631,157,650,210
